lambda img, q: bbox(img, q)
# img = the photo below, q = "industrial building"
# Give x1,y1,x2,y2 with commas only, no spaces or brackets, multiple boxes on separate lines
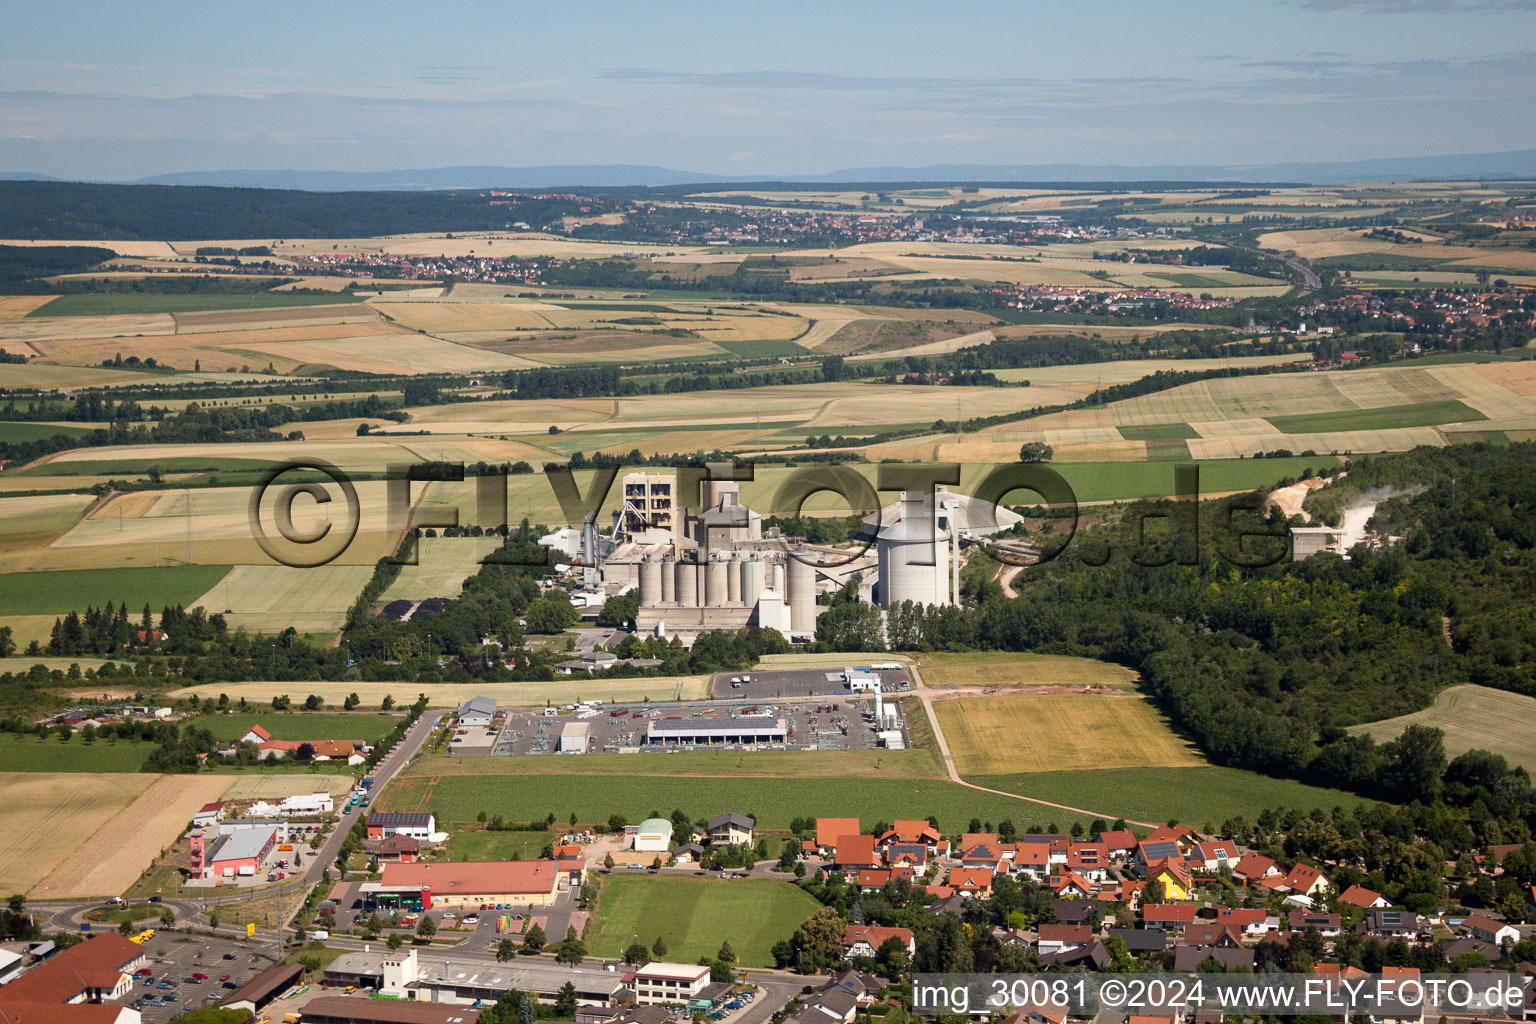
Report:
190,825,278,879
366,812,437,841
1290,526,1346,559
455,695,496,727
633,818,673,852
362,860,561,909
645,717,788,746
559,721,590,753
324,948,624,1006
628,962,714,1006
574,469,1020,641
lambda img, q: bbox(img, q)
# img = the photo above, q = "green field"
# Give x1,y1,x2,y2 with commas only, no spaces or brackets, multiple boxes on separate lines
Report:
31,292,367,317
379,770,1096,835
0,422,95,443
1266,400,1487,434
1050,456,1333,502
0,565,231,615
445,829,553,861
713,339,810,358
195,711,403,744
0,732,157,773
1118,423,1198,441
587,874,821,967
978,765,1376,826
18,457,279,477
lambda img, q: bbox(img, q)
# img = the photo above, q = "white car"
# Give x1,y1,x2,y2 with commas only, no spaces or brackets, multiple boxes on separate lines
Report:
442,913,456,920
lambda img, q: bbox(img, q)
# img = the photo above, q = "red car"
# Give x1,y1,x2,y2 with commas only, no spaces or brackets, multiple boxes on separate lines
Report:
218,974,230,982
191,973,208,981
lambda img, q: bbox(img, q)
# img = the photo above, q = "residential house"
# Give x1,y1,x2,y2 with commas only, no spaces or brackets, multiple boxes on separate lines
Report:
815,818,861,855
1110,928,1167,955
375,835,421,863
1099,830,1139,860
1358,911,1427,941
1183,921,1244,947
949,866,994,899
1174,945,1255,972
1339,885,1390,910
1134,840,1186,875
1040,940,1110,970
1233,853,1281,885
1037,924,1093,957
1012,844,1051,881
1464,914,1520,946
833,834,879,872
1192,840,1240,874
707,813,755,846
841,925,915,959
1288,910,1342,937
1050,900,1097,925
1145,823,1201,853
877,820,948,858
885,843,928,869
1066,843,1110,881
673,843,706,865
1147,858,1195,900
1214,907,1272,939
1143,904,1198,933
1052,872,1095,900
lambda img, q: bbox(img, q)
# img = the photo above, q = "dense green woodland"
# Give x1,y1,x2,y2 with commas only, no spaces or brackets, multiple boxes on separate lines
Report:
0,182,616,240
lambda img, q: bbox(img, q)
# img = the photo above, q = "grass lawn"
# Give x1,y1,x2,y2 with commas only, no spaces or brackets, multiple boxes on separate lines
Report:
445,829,553,861
194,711,403,745
1266,400,1487,434
379,770,1096,835
978,765,1376,826
0,422,95,443
0,732,158,772
0,565,231,615
84,904,162,924
1118,423,1198,441
31,292,367,317
587,874,820,966
917,651,1138,689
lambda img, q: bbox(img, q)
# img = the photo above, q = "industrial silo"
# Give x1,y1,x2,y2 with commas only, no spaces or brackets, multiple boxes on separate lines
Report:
706,556,729,608
638,556,663,607
787,552,815,633
743,555,763,607
676,558,699,608
726,554,742,604
660,555,675,604
876,491,950,609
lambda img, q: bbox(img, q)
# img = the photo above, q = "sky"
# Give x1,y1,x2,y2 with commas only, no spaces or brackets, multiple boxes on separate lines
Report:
2,0,1535,179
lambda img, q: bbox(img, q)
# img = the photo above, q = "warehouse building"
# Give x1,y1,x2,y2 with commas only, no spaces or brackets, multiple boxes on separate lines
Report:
455,696,496,728
645,717,787,746
559,721,590,754
221,962,305,1014
633,818,673,853
191,825,277,879
324,947,624,1006
362,860,561,909
298,995,479,1024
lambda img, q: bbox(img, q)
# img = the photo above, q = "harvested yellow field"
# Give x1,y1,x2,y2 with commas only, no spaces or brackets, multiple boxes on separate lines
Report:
846,329,994,362
0,295,58,317
932,693,1205,775
220,774,356,800
0,363,161,389
1351,685,1536,774
1185,427,1444,460
379,536,503,602
174,304,378,332
0,771,159,896
170,675,711,707
375,302,558,333
0,238,178,259
2,312,176,345
187,563,376,632
87,490,160,521
920,651,1138,689
32,774,232,898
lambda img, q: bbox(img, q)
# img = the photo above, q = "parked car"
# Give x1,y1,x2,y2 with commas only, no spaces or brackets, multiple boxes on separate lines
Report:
222,953,237,960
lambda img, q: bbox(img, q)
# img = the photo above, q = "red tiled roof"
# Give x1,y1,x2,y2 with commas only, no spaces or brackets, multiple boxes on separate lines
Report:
1338,884,1385,908
378,860,559,896
1142,903,1197,923
834,834,877,867
842,925,913,950
817,818,861,848
1098,829,1137,851
949,866,994,890
0,934,143,1015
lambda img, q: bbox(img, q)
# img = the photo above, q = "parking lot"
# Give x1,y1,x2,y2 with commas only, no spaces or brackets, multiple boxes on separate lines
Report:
107,932,273,1024
485,696,902,755
709,664,914,700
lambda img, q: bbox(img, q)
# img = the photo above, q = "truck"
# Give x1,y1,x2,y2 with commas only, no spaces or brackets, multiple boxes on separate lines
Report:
360,776,373,790
79,923,91,933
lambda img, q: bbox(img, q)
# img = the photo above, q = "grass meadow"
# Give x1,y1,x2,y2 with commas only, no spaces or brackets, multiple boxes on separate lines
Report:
586,874,822,966
0,565,231,615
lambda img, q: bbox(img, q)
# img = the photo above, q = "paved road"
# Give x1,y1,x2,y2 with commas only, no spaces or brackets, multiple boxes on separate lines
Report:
32,709,442,942
1286,258,1322,294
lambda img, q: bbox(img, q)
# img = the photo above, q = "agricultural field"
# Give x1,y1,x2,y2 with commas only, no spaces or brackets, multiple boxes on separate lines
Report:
981,765,1376,826
30,773,233,898
0,564,230,615
917,651,1139,689
0,492,95,558
169,675,712,707
0,732,157,773
1350,685,1536,773
931,692,1205,775
218,774,356,799
29,291,368,317
415,747,945,781
187,564,376,634
0,771,158,895
445,829,554,862
193,711,403,745
1266,400,1486,434
380,536,504,603
587,875,821,967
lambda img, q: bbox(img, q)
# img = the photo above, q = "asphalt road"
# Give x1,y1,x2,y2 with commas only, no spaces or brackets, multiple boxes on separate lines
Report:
1285,258,1322,293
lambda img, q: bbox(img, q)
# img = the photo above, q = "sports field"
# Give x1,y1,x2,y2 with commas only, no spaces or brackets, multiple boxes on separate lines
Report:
1350,685,1536,773
587,874,821,967
918,651,1138,689
981,765,1375,826
932,693,1205,774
